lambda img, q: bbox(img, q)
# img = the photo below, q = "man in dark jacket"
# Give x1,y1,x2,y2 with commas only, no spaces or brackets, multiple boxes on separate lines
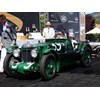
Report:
0,16,3,35
0,16,2,63
0,14,17,48
0,14,17,73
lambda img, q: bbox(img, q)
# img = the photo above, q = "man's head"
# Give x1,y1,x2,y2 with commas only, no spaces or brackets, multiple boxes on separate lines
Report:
56,32,63,38
68,32,75,40
46,21,51,28
62,28,66,33
0,14,7,25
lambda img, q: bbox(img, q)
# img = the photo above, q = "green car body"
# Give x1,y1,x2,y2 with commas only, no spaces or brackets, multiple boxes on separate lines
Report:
3,38,92,80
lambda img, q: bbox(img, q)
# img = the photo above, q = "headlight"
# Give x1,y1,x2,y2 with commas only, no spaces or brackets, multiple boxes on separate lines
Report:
31,49,38,58
13,49,20,57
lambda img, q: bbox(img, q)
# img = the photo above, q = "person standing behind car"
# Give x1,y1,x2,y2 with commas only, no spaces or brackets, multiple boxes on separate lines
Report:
0,14,17,73
42,21,55,39
61,28,68,39
0,15,5,73
0,16,3,46
0,16,3,63
0,14,17,48
0,15,4,68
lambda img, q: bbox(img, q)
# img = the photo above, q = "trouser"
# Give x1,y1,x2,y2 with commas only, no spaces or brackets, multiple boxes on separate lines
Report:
0,48,7,72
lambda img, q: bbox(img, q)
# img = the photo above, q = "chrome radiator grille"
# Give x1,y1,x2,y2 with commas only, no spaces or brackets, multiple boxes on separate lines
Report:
21,49,33,62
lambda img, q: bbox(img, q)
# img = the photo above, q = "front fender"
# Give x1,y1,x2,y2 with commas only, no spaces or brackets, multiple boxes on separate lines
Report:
42,45,54,55
78,42,92,55
7,45,18,53
42,49,60,73
42,49,53,54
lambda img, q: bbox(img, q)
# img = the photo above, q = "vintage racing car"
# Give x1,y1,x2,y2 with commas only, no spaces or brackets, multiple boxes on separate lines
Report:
3,33,92,80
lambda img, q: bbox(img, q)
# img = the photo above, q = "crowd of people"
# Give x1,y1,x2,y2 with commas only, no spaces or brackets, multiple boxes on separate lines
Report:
0,14,77,73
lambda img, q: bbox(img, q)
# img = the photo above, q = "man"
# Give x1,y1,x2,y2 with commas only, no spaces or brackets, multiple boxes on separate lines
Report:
61,28,67,38
42,21,55,39
0,15,4,73
0,17,3,36
0,16,3,45
0,14,16,73
0,17,2,64
0,14,17,48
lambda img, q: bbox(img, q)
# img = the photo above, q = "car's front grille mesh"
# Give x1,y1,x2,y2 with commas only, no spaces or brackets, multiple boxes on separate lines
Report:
21,49,33,62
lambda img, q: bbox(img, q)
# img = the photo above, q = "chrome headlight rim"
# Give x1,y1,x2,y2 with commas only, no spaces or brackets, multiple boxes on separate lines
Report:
13,49,20,57
31,48,38,58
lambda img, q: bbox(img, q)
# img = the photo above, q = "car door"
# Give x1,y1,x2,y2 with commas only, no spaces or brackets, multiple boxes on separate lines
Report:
59,39,76,66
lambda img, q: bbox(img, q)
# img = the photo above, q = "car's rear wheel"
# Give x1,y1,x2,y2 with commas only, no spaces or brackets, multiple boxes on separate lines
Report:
81,48,92,67
40,54,56,80
96,48,100,57
3,54,21,77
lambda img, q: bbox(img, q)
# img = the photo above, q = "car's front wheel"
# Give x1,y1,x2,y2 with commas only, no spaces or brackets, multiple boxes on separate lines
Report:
40,54,56,80
3,54,21,77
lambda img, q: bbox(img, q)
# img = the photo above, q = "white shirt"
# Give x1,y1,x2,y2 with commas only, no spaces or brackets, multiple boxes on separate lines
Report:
43,27,55,39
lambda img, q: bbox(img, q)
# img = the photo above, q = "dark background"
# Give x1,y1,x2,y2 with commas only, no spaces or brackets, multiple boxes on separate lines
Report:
9,12,40,32
49,12,80,40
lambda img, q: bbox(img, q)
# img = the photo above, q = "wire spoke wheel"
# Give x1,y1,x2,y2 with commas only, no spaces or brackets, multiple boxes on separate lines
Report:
81,48,92,67
40,54,56,80
84,51,91,66
9,57,19,67
3,54,21,77
45,59,56,78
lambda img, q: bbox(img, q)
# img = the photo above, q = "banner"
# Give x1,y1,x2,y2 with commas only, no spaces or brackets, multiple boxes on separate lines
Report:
49,12,80,40
0,12,40,32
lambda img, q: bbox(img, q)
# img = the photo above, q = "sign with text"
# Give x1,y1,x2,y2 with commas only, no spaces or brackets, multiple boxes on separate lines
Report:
49,12,80,40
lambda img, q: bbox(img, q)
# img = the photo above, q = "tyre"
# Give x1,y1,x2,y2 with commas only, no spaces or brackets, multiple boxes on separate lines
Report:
96,48,100,57
81,48,92,68
3,54,21,77
40,54,56,80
